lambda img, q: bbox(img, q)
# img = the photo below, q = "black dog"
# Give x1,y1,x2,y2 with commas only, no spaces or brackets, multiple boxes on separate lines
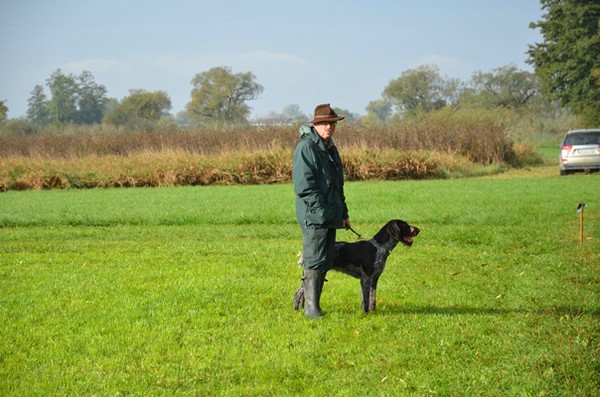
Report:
294,220,420,313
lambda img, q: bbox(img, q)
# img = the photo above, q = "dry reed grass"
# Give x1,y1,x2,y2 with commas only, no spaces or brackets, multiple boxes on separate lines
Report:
0,119,540,191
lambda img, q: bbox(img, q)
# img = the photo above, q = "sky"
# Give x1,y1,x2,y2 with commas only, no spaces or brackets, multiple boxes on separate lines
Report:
0,0,544,120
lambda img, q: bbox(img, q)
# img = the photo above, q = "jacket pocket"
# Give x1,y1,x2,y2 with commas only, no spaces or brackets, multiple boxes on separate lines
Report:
305,203,325,227
305,202,338,227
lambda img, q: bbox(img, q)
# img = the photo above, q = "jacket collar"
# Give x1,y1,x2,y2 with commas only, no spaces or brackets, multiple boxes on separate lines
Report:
299,125,334,151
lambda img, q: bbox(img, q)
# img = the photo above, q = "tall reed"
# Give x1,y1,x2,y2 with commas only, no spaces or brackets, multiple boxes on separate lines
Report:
0,118,541,191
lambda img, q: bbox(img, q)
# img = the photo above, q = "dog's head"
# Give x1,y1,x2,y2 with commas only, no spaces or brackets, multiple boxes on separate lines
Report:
385,219,420,247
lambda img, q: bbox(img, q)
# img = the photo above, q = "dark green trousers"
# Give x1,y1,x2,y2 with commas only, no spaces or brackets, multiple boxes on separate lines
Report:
301,227,337,271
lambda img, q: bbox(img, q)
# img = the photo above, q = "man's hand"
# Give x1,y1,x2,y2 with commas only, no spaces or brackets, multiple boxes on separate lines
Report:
343,218,351,230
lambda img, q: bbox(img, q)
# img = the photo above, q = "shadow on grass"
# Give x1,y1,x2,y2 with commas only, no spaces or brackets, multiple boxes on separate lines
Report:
378,304,600,318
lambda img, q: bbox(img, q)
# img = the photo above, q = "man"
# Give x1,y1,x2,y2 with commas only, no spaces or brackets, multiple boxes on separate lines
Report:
292,103,351,318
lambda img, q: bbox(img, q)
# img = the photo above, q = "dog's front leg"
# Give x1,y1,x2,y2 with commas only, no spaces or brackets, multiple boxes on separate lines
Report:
368,275,380,312
360,277,372,313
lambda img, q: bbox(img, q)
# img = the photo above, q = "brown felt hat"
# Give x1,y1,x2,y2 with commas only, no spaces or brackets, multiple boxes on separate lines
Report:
310,103,345,124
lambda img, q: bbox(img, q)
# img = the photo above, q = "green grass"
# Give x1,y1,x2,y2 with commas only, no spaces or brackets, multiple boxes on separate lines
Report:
1,172,598,396
536,145,560,165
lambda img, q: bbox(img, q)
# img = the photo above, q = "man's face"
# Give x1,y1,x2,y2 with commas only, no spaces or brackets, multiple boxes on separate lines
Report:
314,121,337,142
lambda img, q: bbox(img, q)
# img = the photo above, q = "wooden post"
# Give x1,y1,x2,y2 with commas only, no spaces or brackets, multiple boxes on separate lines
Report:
577,203,586,246
580,206,583,245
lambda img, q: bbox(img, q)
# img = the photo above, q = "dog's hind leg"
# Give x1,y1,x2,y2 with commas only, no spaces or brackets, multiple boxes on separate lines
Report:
293,285,305,310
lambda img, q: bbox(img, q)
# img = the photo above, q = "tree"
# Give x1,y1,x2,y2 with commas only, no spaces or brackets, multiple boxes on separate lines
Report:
462,64,540,109
383,65,461,118
46,69,79,124
332,106,359,122
527,0,600,125
30,69,108,126
26,85,50,127
186,66,263,125
0,100,7,123
104,89,172,130
254,104,307,125
365,98,393,124
76,71,108,125
281,104,308,122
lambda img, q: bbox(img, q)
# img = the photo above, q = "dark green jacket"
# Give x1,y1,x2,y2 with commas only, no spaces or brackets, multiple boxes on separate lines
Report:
293,125,348,229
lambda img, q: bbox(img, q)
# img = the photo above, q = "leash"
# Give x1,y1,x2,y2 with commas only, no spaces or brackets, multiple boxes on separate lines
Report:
297,226,364,269
347,226,364,240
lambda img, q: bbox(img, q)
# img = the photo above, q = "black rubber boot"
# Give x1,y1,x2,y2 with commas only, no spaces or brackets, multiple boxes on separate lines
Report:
303,269,326,318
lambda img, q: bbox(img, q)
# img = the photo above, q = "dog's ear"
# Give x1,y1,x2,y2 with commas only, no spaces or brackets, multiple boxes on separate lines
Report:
387,222,403,241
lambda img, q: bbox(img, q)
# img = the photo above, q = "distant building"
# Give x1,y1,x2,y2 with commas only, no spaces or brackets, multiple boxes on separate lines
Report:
251,117,297,127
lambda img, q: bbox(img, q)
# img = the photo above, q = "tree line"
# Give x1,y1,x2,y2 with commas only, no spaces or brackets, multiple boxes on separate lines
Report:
14,66,263,132
0,0,598,133
0,64,557,135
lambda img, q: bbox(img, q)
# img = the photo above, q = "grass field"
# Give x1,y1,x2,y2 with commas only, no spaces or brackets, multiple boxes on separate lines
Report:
1,167,598,396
